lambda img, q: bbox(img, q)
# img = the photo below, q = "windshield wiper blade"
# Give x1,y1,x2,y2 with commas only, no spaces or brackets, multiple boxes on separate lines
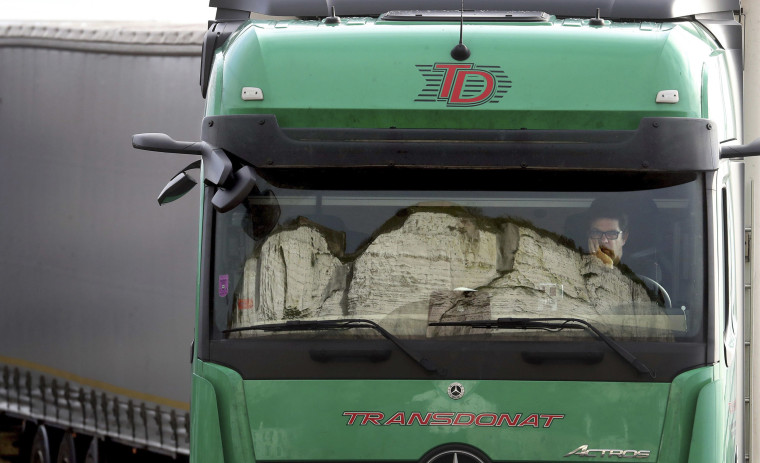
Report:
430,317,654,378
224,319,438,373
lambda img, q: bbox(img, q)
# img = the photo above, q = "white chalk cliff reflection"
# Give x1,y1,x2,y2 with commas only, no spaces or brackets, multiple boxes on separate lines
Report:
232,206,683,340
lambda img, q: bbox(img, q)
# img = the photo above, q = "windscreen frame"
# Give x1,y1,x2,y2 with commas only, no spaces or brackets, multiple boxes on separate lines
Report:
198,168,713,382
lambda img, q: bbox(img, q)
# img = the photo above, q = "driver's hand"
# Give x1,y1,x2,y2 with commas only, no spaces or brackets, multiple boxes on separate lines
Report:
588,238,599,254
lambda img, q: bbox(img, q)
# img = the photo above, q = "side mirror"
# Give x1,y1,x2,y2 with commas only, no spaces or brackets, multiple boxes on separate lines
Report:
134,133,255,212
158,161,200,205
720,138,760,159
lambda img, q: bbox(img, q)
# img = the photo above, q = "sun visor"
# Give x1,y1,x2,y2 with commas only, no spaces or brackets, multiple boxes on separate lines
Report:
201,115,719,172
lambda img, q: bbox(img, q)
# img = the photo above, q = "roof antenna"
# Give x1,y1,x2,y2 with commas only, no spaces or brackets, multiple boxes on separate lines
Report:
589,8,604,26
324,2,340,24
450,0,470,61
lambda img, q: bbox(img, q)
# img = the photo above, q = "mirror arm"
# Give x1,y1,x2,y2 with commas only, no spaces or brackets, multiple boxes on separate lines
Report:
211,166,257,213
720,138,760,159
202,144,233,187
133,133,234,186
132,133,203,155
134,132,254,212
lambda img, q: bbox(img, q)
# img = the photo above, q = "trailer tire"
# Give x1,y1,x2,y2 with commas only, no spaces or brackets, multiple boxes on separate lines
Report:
83,437,99,463
56,432,77,463
29,425,52,463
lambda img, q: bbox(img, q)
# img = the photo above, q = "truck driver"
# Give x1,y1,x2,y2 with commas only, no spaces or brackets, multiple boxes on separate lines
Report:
587,198,629,268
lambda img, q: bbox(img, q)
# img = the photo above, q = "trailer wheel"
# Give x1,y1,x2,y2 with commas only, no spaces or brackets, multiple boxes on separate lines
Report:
83,438,99,463
56,432,77,463
29,425,52,463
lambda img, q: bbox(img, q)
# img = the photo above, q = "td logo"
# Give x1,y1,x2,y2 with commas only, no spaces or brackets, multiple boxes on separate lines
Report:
415,63,511,107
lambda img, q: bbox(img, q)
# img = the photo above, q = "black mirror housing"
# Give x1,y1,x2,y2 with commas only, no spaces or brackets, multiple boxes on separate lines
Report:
158,172,198,205
157,160,201,205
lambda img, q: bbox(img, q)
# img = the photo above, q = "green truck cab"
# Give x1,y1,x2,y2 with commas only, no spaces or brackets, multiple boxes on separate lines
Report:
135,1,755,461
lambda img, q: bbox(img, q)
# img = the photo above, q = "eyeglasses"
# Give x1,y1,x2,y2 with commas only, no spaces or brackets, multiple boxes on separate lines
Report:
588,229,623,240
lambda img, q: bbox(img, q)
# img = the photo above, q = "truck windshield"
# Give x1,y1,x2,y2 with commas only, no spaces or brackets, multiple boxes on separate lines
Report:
211,171,704,344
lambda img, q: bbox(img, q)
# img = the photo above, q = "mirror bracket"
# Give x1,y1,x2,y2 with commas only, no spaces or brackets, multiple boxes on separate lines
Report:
133,133,252,211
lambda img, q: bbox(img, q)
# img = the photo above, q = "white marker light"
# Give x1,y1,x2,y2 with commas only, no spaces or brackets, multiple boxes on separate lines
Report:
655,90,679,104
242,87,264,101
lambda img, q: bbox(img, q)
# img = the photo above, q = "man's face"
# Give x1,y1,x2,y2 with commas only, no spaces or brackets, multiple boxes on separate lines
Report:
588,218,628,263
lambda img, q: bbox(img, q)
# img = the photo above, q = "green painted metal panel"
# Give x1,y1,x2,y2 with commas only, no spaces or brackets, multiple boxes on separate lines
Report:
244,380,666,461
688,379,724,463
191,362,723,462
199,361,256,463
208,18,719,130
190,373,225,463
656,367,714,463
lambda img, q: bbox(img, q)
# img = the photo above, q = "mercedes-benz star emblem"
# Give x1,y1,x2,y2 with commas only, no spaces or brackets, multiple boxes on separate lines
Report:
447,382,465,400
420,445,491,463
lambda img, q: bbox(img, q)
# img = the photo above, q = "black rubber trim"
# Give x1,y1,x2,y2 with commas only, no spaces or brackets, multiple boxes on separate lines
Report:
380,11,550,22
201,115,719,172
310,348,393,363
704,171,718,365
521,351,604,365
209,338,707,382
197,186,215,361
201,20,245,98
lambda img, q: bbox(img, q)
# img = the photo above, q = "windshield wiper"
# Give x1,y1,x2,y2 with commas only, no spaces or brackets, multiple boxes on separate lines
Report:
224,319,438,373
430,317,654,378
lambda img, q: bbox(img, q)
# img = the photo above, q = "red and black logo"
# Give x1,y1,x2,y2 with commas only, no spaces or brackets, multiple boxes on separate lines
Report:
415,63,511,107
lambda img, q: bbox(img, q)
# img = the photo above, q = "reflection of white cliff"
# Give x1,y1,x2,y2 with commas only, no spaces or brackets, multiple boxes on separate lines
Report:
235,209,656,332
348,212,507,318
238,220,348,325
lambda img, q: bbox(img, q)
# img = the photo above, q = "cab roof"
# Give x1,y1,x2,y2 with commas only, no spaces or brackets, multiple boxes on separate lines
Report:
206,17,723,131
209,0,740,20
